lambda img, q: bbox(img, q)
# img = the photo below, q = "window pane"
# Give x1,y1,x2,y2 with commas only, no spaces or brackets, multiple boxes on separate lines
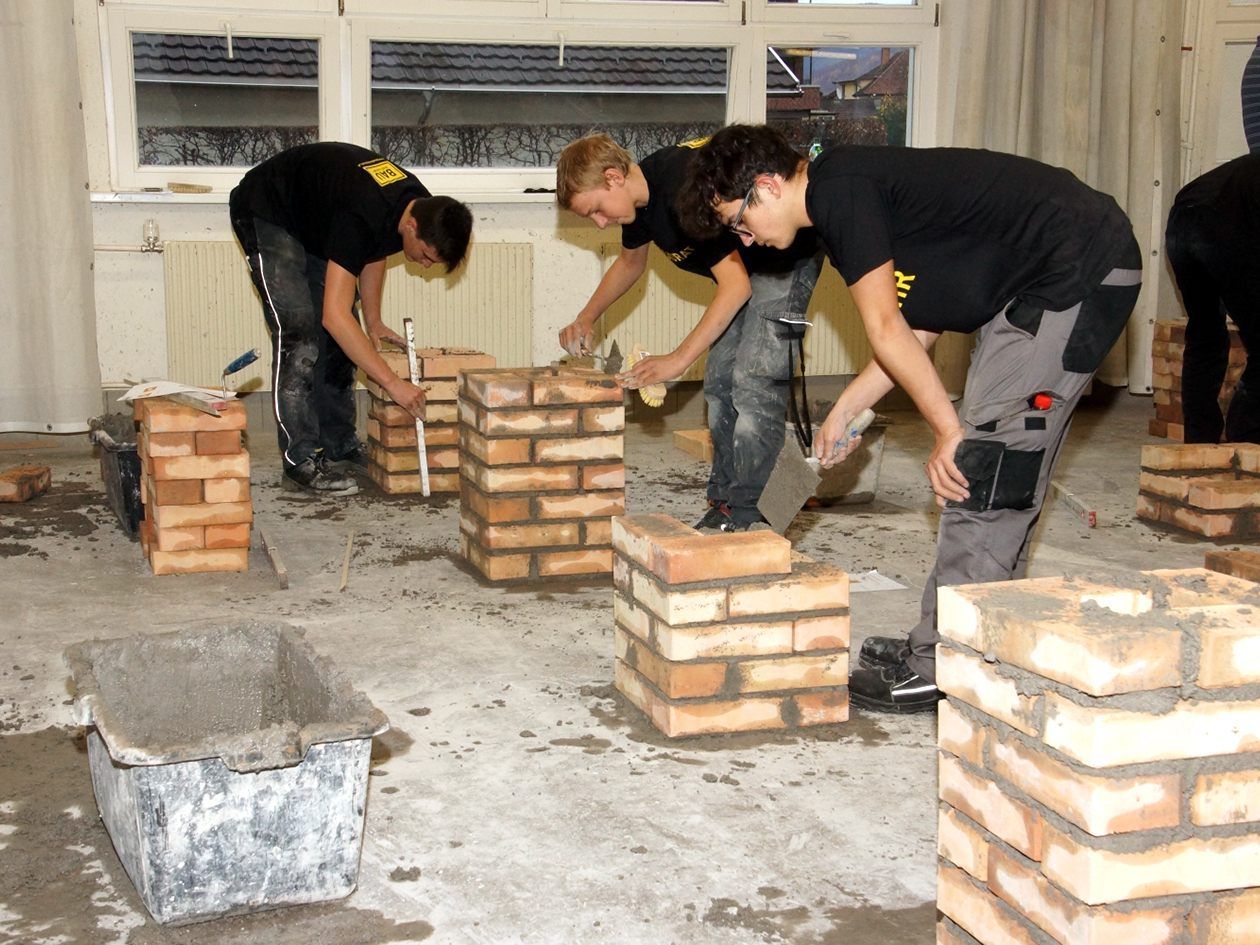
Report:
767,45,911,150
370,42,728,168
132,33,319,167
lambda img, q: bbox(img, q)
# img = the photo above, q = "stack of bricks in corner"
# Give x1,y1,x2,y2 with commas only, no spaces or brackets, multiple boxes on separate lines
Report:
934,567,1260,945
612,514,849,738
1150,318,1245,441
365,347,496,494
458,366,625,582
135,397,251,575
1137,442,1260,538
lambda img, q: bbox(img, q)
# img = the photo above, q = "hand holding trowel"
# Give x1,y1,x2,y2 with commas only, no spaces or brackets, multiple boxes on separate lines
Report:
757,408,876,535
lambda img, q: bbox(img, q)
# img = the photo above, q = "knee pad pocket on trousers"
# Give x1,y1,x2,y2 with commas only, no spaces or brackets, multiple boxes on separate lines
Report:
947,439,1045,512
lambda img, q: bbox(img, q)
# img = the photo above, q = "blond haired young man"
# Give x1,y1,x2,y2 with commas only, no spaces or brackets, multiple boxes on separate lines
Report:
557,133,821,531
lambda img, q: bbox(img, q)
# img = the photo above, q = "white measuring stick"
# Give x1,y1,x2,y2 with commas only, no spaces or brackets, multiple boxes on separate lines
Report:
402,318,430,496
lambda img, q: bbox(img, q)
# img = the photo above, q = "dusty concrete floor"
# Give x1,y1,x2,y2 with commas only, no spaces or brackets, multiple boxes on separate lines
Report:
0,388,1224,945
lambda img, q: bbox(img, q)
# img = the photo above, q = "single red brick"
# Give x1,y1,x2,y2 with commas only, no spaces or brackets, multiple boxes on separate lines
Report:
150,500,253,530
148,547,248,575
151,452,250,482
460,427,533,465
140,397,246,433
534,491,624,519
582,405,625,433
202,477,249,504
1204,549,1260,583
0,465,51,503
532,434,623,464
531,371,623,406
459,370,532,408
459,533,531,581
143,432,197,457
194,430,242,454
537,548,612,576
205,522,251,549
154,525,204,552
460,481,530,523
151,478,203,506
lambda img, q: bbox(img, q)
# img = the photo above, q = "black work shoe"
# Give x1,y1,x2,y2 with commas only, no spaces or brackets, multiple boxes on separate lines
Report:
327,442,370,475
720,508,769,532
694,502,732,532
283,455,359,496
849,660,941,714
858,635,911,670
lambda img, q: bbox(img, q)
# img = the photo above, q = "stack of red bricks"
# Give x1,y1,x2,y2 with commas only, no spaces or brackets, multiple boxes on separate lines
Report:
458,366,624,582
365,347,495,494
1137,442,1260,538
1150,318,1245,441
612,514,849,737
135,397,251,575
934,567,1260,945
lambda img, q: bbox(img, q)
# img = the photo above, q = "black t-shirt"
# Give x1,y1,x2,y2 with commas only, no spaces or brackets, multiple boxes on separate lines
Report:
229,142,430,276
621,145,740,280
622,144,820,279
805,146,1134,333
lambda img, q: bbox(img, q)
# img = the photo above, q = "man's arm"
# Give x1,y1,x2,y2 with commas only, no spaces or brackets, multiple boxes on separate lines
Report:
846,261,968,504
357,258,405,349
559,245,650,355
814,328,938,465
323,260,426,418
616,250,752,387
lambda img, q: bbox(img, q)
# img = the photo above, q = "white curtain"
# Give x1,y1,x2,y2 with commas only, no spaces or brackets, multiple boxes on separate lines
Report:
0,0,101,432
934,0,1185,393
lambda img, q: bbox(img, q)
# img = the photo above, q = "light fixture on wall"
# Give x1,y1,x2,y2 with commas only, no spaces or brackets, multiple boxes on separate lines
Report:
141,219,162,253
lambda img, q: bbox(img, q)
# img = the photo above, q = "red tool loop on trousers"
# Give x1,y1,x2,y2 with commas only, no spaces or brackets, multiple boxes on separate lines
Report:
1031,392,1054,411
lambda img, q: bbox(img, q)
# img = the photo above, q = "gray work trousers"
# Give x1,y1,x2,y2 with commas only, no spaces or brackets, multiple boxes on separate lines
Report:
704,251,824,518
906,254,1143,682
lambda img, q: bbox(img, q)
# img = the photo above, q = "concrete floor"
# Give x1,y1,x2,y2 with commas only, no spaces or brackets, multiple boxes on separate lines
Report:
0,387,1226,945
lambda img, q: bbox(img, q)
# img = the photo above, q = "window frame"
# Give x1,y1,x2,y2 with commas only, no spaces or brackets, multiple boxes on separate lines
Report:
349,18,747,196
103,7,343,192
96,1,938,196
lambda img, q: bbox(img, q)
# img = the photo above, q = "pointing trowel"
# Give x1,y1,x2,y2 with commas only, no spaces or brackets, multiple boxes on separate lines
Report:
757,408,875,535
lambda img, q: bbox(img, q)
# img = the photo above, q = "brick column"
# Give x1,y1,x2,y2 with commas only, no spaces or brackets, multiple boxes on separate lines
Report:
366,347,495,494
612,514,849,737
935,567,1260,945
458,366,624,581
136,397,251,575
1150,318,1245,441
1137,443,1260,538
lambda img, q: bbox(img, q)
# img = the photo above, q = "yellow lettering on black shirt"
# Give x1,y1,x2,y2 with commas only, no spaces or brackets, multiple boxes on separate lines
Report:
360,159,407,187
894,270,916,309
677,137,710,150
667,247,695,264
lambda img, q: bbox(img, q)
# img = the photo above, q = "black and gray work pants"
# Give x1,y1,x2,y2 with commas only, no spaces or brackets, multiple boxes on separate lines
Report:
906,239,1143,683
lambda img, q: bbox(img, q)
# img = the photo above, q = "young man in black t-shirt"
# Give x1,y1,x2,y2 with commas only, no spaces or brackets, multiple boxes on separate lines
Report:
1165,153,1260,443
684,124,1142,713
556,133,822,531
230,142,472,495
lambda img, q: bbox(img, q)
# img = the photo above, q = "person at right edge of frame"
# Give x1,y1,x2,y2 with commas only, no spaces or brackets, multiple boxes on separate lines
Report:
1165,152,1260,445
681,124,1142,713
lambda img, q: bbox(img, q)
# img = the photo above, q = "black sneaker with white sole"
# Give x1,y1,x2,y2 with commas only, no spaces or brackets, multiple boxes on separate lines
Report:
858,635,911,670
694,502,732,532
848,660,941,714
327,442,370,476
283,455,359,496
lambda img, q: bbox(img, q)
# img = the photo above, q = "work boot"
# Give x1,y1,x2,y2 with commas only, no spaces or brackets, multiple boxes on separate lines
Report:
283,454,359,496
858,635,911,669
849,660,941,714
327,440,370,476
694,501,732,532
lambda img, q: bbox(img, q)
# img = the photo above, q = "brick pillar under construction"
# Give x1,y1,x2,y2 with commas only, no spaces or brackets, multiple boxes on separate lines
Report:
934,567,1260,945
136,396,251,575
458,366,624,582
612,513,850,737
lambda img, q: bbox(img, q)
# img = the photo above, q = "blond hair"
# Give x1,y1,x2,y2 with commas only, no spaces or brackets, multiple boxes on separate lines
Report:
556,134,633,209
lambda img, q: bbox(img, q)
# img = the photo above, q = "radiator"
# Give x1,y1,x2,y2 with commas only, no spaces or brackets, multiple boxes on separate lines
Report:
164,241,533,389
596,244,871,381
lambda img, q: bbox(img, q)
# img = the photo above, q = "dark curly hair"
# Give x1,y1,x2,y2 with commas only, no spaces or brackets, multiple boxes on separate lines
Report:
677,124,805,239
411,196,473,272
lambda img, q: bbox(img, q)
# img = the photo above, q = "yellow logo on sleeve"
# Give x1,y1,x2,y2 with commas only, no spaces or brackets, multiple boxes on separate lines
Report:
360,159,407,187
894,270,916,309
